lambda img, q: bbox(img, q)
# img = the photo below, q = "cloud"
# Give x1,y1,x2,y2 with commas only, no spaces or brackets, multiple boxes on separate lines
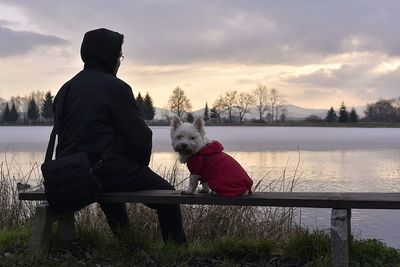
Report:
0,0,399,109
285,59,400,101
287,64,373,89
0,23,67,57
370,67,400,97
1,1,400,65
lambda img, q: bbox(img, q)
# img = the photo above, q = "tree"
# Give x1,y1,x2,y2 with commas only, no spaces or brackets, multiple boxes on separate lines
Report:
161,109,170,122
41,91,54,122
28,90,45,122
365,99,399,122
268,88,286,121
136,92,145,116
349,108,359,123
210,107,218,121
338,102,349,123
211,96,225,124
253,84,269,121
222,90,237,122
280,107,288,121
30,91,46,111
10,95,27,123
306,115,323,122
168,87,192,119
236,92,255,122
143,92,156,121
9,102,19,123
203,102,209,122
186,113,194,123
325,107,337,122
2,102,11,123
27,97,40,122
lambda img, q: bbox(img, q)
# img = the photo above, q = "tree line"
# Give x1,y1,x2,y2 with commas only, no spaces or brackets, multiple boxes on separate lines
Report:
0,91,54,124
318,97,400,124
167,85,287,123
364,97,400,122
319,102,360,123
168,86,400,125
0,90,156,125
1,87,399,125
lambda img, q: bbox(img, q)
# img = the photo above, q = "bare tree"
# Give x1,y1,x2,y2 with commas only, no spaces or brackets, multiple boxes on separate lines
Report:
392,96,400,118
222,90,237,122
253,84,269,121
161,108,170,122
365,98,399,122
236,92,255,122
276,95,287,121
269,88,286,121
211,96,225,124
269,88,278,121
30,91,46,110
280,107,288,121
168,87,192,119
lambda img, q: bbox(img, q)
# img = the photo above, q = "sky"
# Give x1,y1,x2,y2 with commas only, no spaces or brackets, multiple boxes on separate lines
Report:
0,0,399,110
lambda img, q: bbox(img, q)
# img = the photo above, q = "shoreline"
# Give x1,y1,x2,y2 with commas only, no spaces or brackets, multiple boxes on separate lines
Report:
1,121,400,128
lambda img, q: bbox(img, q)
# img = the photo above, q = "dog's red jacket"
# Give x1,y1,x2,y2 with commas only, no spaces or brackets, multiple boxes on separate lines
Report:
187,140,253,197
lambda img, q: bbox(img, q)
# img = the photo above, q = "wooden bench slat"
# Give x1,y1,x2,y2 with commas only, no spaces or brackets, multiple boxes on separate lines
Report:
21,189,399,266
19,189,400,209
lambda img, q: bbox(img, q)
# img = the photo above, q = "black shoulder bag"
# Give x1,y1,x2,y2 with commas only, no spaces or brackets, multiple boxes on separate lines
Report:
41,85,103,213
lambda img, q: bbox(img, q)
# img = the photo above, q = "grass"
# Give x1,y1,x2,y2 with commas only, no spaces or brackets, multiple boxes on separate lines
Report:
0,152,400,266
1,226,400,266
351,239,400,266
0,152,39,229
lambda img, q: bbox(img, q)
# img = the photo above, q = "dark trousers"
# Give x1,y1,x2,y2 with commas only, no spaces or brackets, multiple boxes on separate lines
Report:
98,166,186,244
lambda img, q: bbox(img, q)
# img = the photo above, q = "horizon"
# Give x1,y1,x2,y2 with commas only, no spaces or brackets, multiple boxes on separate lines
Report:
1,1,400,110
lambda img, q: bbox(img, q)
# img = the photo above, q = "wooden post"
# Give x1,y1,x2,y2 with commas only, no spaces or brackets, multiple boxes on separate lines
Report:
331,208,351,267
57,213,75,243
29,204,58,255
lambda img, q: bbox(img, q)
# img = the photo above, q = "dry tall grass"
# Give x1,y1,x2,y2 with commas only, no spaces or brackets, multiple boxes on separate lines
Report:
76,154,303,242
1,152,302,242
0,152,39,228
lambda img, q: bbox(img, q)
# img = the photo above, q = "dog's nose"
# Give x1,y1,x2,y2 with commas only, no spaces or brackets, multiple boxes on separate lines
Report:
181,143,187,149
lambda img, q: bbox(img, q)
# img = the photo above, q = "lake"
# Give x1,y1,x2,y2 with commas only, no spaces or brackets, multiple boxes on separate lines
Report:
1,126,400,248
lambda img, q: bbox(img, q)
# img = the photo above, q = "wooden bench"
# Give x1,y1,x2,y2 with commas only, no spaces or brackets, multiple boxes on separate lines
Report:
19,189,400,267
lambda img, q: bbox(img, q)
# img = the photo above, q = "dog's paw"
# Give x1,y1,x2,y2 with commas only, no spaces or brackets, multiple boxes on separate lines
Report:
181,190,194,195
197,188,210,193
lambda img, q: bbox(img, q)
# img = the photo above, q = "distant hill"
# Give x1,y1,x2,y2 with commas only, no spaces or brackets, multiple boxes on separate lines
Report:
282,104,328,120
154,104,365,120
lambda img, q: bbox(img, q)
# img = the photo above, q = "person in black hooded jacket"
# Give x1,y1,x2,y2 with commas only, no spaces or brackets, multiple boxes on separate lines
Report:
53,28,186,243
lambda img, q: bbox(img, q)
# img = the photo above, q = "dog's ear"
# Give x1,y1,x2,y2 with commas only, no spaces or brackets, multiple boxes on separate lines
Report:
193,117,205,133
170,115,182,132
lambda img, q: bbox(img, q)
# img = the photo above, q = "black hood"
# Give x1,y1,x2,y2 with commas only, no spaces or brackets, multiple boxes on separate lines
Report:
80,28,124,75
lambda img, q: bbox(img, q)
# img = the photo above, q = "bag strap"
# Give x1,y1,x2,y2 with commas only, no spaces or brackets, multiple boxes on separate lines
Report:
44,84,70,162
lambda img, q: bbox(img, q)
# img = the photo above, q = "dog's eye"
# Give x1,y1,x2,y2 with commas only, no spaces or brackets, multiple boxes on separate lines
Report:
190,136,195,140
177,135,182,139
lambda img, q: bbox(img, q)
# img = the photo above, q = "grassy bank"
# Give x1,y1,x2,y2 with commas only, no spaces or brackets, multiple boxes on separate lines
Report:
1,225,400,266
1,155,400,266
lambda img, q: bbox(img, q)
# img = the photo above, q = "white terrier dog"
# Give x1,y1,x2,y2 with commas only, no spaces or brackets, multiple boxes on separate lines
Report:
170,115,253,197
